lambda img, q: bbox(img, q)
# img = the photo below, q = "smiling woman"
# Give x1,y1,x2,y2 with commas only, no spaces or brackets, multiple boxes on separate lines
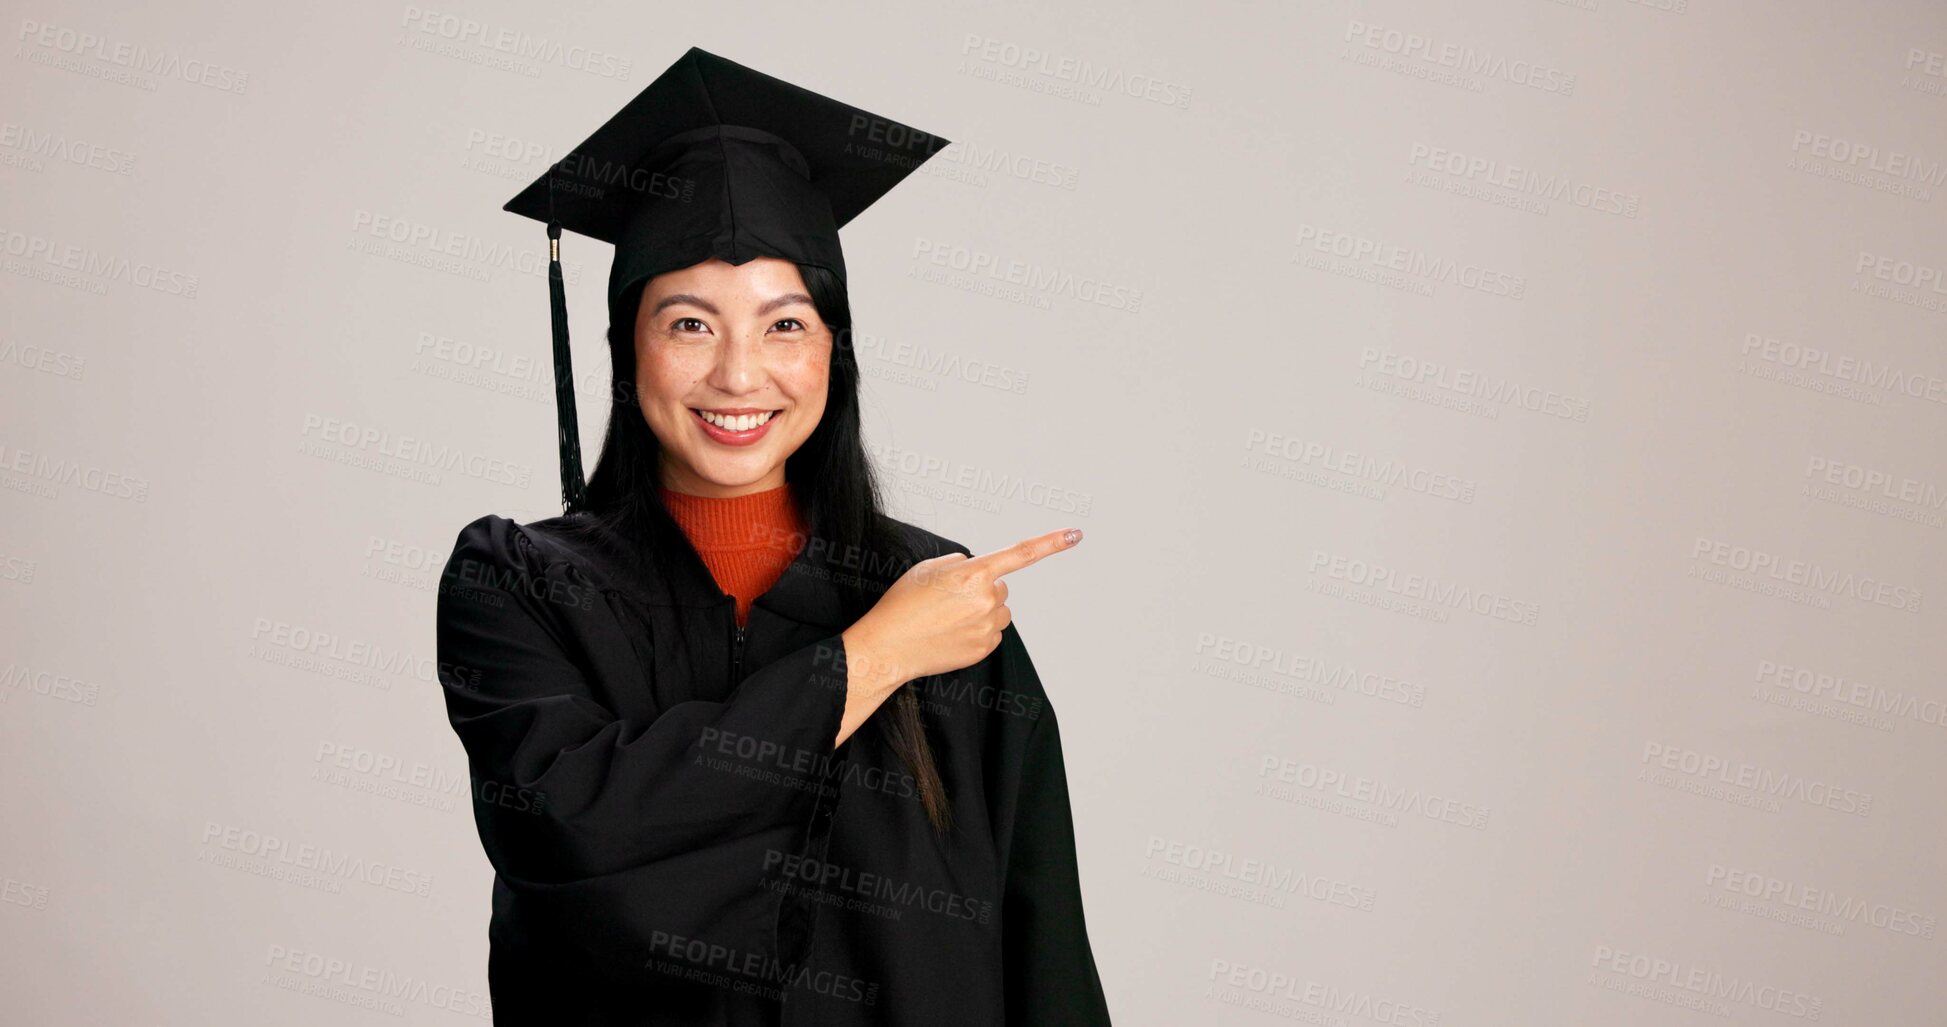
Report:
633,258,832,494
433,46,1112,1027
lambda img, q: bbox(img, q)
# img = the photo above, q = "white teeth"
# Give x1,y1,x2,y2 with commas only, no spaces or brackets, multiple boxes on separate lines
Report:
696,409,775,432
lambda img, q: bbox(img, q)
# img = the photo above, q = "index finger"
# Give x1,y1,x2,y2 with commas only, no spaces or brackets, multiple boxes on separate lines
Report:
965,528,1082,579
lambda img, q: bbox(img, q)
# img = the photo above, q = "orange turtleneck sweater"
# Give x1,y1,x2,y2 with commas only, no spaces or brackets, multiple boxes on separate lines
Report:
658,481,809,627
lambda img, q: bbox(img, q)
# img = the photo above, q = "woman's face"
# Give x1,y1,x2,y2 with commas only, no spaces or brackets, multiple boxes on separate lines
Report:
633,256,832,498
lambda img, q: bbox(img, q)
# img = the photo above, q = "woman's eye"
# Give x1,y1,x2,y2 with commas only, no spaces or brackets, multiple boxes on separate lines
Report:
771,318,805,333
671,317,708,334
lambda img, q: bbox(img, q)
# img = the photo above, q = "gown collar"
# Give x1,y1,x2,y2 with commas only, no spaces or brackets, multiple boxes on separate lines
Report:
532,488,855,632
656,482,852,631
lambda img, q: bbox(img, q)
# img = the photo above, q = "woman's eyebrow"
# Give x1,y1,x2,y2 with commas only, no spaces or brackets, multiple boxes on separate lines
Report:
651,293,717,316
756,292,814,315
648,292,814,317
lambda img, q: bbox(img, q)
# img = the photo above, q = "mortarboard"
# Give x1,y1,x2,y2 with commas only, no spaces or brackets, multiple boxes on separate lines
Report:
503,46,953,513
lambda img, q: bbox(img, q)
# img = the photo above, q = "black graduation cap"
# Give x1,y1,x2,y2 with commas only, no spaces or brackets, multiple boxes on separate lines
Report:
503,46,953,513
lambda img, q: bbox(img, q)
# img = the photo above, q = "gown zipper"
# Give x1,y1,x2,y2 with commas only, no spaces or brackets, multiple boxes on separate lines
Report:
730,619,746,686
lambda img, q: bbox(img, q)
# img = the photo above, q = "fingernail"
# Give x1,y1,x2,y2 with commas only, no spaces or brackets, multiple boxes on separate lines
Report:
1062,528,1082,545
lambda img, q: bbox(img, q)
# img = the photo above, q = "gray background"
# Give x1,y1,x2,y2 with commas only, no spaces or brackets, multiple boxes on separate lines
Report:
4,1,1945,1023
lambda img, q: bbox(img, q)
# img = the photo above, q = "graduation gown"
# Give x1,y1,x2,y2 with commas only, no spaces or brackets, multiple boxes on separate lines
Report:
434,511,1113,1025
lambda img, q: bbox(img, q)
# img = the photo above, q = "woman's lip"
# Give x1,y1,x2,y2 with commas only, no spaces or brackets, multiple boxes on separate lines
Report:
690,408,779,447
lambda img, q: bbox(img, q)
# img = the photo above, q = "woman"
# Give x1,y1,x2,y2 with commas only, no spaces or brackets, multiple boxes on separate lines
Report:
435,48,1112,1025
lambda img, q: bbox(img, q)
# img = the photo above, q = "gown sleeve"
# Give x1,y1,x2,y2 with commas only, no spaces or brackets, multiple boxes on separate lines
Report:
992,624,1114,1025
434,514,848,986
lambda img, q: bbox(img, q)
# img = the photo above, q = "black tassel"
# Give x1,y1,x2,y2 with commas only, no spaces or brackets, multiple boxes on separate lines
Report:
547,220,588,513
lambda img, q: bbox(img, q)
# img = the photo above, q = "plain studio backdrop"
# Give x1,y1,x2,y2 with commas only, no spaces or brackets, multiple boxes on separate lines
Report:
4,1,1945,1023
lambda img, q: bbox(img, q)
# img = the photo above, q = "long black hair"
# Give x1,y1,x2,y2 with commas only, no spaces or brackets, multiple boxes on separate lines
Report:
564,261,952,836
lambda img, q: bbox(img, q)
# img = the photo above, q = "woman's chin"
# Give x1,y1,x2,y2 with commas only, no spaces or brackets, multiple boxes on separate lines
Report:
672,450,781,491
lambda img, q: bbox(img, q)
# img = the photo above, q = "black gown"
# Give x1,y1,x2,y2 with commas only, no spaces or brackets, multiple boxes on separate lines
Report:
434,511,1113,1025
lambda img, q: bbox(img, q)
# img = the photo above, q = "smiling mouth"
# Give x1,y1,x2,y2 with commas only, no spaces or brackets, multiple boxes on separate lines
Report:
690,408,780,432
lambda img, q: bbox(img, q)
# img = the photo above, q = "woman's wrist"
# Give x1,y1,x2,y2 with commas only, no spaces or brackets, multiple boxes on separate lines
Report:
840,624,908,701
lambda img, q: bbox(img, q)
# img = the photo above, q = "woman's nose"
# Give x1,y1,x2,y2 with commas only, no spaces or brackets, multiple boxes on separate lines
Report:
708,333,762,390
